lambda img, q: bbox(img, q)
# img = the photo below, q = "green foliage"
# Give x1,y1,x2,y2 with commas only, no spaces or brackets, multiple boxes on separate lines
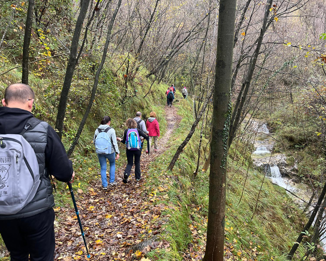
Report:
267,101,324,185
141,97,308,260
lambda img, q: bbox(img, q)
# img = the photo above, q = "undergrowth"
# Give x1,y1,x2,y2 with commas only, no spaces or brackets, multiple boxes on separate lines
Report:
0,56,312,260
144,98,308,260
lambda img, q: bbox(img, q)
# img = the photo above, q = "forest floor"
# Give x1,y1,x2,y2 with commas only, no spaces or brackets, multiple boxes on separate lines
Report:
55,105,182,261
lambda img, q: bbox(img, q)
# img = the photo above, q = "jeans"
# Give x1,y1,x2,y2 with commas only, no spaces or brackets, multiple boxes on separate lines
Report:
0,208,55,261
97,153,116,187
124,149,142,179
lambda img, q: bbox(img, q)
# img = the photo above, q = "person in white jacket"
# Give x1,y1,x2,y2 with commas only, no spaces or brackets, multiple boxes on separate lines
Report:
182,86,188,99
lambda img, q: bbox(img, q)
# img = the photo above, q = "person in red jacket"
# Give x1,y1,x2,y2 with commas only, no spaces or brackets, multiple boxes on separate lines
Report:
146,111,160,152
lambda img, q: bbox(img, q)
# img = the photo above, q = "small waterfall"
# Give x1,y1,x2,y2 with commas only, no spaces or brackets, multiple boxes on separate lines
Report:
252,146,271,155
269,165,295,192
258,123,270,134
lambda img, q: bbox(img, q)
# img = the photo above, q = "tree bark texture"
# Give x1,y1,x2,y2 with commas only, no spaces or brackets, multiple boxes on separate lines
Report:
67,0,122,157
55,0,90,139
203,0,236,259
22,0,34,84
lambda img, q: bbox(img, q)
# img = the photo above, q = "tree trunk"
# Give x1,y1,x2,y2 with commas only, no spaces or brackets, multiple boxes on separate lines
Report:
304,196,326,258
229,0,273,147
167,90,213,171
67,0,122,157
22,0,34,84
203,0,236,259
55,0,90,139
287,181,326,260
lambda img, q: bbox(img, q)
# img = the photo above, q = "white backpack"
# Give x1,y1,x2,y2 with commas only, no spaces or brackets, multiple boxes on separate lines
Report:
0,119,41,215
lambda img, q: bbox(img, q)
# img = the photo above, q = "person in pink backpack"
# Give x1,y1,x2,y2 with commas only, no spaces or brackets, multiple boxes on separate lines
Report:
146,111,160,152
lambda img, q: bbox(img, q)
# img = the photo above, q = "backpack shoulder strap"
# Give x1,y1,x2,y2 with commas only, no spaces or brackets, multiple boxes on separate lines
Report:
97,126,111,133
20,117,42,136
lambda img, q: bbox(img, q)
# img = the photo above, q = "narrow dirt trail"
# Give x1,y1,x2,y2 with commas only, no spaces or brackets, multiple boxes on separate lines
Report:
55,105,181,261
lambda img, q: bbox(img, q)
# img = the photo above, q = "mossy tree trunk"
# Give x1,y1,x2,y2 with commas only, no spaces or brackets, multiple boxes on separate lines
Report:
203,0,236,259
55,0,90,139
22,0,34,84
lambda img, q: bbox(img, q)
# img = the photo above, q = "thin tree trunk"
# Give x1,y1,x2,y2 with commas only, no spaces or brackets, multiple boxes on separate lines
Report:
136,0,160,57
229,0,273,147
304,196,326,258
167,90,213,171
233,0,252,47
67,0,122,157
194,108,208,177
22,0,34,84
203,0,236,259
287,181,326,260
55,0,90,139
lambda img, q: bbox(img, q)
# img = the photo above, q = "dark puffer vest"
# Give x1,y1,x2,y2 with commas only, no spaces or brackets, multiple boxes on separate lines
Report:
0,119,54,220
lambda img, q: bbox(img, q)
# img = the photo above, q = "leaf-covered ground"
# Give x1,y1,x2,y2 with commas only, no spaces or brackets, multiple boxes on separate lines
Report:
55,106,181,260
0,104,243,261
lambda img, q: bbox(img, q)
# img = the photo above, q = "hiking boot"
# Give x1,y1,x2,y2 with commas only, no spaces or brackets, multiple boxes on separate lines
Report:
154,149,158,152
109,182,117,186
123,173,129,183
136,178,141,182
103,187,108,190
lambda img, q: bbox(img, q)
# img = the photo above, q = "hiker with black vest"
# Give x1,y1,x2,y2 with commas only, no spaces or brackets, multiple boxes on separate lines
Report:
94,116,120,189
117,118,149,183
0,83,74,261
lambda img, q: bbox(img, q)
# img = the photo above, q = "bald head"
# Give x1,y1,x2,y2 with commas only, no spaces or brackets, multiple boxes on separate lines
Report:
136,111,142,117
2,83,35,111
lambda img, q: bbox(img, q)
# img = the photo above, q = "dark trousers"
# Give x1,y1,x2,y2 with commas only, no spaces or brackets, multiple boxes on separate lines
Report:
0,208,55,261
167,98,173,106
124,149,142,179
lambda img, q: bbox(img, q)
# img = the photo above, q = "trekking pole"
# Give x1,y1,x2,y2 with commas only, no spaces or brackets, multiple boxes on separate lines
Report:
67,182,91,258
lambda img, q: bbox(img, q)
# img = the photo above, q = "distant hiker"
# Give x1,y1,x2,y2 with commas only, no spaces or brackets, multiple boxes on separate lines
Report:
167,89,174,107
0,83,74,260
146,111,160,152
182,86,188,99
171,84,176,94
94,116,120,189
117,119,149,183
166,87,171,105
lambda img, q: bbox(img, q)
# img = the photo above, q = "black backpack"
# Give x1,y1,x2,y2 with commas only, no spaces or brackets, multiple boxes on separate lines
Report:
136,119,142,130
168,91,174,99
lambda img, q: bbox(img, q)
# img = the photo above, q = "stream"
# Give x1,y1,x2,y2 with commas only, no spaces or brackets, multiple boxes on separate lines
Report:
250,120,325,251
251,122,296,193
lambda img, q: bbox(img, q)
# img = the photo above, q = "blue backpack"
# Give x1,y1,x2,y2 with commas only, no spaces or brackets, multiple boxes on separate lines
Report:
95,127,112,154
126,128,141,150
